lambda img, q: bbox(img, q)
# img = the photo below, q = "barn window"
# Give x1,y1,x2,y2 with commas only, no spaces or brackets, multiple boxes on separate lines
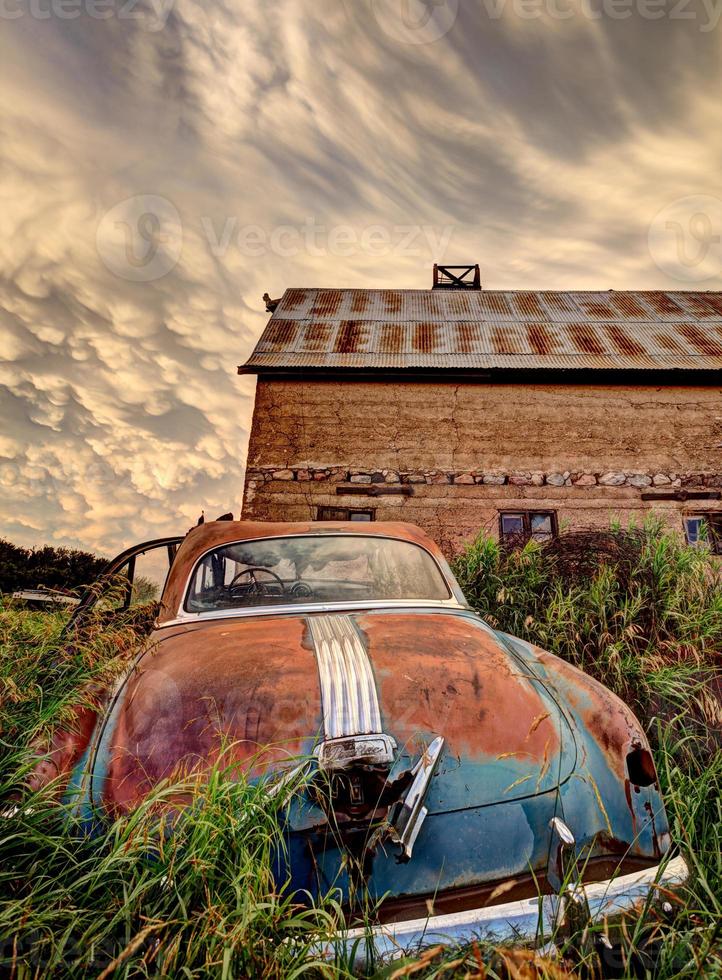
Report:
499,511,557,545
684,515,722,553
316,507,375,522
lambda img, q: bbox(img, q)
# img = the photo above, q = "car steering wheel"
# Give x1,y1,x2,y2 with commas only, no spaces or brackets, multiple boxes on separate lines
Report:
289,580,314,598
228,567,287,597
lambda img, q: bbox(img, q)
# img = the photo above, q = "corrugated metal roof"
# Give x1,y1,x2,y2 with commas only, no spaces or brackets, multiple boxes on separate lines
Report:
240,289,722,373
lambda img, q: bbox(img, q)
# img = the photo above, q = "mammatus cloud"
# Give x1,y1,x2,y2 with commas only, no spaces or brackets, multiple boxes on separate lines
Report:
0,0,720,555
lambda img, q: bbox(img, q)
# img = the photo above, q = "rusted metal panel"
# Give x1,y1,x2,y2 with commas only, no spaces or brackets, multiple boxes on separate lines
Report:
679,322,722,356
526,322,557,355
501,634,671,863
513,291,548,319
310,289,343,317
608,293,653,319
255,318,299,351
672,292,722,319
103,617,322,814
241,349,710,371
698,293,722,316
454,321,484,353
241,288,722,373
568,322,606,356
604,323,646,357
333,320,374,354
491,326,523,354
356,611,568,805
413,321,442,353
538,291,579,320
378,322,408,353
643,291,688,319
29,701,100,793
297,321,332,351
574,292,650,321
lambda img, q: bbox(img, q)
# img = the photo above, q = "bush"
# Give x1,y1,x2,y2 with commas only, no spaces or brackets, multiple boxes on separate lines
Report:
0,539,107,595
449,520,722,977
452,519,722,747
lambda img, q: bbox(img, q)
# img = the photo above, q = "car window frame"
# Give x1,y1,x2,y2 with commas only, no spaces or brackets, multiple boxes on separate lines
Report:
179,532,461,619
66,536,185,632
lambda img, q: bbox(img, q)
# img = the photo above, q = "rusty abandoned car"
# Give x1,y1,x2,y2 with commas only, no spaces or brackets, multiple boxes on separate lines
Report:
32,520,687,958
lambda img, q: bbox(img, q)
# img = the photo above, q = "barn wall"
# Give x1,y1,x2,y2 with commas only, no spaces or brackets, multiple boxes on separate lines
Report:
241,379,722,555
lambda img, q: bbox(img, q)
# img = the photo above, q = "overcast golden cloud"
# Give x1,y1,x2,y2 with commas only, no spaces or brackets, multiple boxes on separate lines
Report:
0,0,720,556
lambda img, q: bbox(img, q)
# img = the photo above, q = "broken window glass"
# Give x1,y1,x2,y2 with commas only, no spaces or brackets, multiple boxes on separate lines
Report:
500,511,558,545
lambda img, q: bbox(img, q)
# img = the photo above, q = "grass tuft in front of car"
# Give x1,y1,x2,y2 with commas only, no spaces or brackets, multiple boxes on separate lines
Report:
1,518,720,977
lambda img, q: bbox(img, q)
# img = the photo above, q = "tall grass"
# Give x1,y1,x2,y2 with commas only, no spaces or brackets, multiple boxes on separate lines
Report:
452,519,722,751
1,520,720,977
0,605,347,978
451,520,722,977
0,769,344,977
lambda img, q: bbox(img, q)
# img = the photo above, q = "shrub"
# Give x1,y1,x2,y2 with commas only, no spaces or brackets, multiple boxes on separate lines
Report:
452,518,722,748
0,539,107,595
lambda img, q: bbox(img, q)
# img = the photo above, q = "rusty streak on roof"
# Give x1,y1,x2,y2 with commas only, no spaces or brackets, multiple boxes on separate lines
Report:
239,289,722,374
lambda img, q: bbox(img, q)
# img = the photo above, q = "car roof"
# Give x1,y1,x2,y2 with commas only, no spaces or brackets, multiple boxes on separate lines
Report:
157,521,451,623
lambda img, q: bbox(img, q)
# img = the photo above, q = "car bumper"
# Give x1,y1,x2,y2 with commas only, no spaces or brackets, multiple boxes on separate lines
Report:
331,855,688,965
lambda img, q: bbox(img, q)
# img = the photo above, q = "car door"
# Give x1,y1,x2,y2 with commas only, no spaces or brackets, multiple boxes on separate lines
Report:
66,536,185,636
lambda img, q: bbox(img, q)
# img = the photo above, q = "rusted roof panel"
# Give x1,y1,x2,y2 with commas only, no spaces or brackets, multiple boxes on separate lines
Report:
241,289,722,373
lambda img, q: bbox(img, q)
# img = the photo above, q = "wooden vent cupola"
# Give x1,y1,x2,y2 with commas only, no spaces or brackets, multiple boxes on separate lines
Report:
432,264,482,290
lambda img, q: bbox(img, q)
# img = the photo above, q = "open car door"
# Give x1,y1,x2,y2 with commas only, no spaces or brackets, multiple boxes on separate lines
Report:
66,536,185,635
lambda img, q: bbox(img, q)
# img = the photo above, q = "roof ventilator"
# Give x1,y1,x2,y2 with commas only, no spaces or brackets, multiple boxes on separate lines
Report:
432,264,481,290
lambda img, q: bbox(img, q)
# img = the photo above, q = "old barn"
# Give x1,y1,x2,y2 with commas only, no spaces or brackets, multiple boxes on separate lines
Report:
239,267,722,556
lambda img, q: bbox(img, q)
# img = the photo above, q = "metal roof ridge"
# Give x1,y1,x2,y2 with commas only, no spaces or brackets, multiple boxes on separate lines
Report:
273,287,722,295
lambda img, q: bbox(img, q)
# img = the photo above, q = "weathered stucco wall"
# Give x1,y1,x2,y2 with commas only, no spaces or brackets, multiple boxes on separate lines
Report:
242,380,722,555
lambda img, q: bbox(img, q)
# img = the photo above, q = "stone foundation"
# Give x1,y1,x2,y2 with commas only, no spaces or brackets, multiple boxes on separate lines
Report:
245,466,722,492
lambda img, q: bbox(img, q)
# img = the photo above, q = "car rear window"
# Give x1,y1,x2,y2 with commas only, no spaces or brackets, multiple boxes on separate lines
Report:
185,535,451,612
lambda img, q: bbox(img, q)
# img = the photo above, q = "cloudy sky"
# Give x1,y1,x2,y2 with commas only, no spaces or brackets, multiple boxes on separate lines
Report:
0,0,720,557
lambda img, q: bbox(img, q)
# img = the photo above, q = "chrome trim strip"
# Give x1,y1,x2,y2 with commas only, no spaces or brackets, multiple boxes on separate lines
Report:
159,598,466,630
582,853,688,920
326,855,689,966
390,735,445,861
309,615,381,739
